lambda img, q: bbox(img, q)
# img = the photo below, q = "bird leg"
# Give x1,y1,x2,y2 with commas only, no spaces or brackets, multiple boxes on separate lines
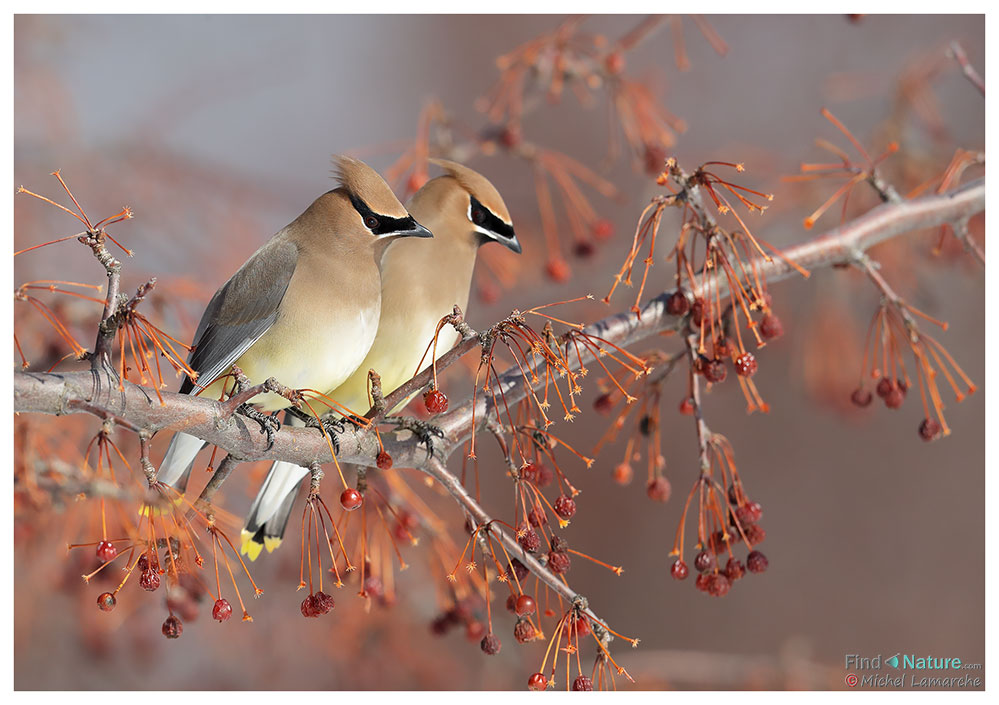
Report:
236,404,282,449
382,416,446,459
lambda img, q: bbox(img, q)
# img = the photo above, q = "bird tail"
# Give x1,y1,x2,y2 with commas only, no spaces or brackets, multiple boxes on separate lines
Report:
240,459,310,560
240,413,310,561
157,432,207,493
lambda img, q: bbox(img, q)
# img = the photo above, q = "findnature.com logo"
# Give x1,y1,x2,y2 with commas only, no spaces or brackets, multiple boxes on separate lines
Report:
843,653,983,689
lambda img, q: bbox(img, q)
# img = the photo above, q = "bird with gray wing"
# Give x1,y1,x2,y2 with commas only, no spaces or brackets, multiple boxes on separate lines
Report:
155,156,432,499
240,160,520,559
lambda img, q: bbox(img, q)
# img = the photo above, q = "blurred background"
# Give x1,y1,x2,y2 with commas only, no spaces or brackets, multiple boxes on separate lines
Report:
14,14,984,690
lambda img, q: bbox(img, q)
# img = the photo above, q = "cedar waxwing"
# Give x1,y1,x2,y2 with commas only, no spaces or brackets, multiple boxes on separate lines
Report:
240,160,520,559
155,156,432,495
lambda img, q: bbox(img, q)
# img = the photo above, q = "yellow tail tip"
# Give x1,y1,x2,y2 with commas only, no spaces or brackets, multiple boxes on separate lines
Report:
264,536,283,554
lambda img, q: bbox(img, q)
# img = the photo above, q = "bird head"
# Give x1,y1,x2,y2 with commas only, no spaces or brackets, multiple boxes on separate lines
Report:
333,155,432,242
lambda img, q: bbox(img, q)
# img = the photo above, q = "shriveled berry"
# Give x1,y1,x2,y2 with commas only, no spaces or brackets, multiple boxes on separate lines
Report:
339,488,363,511
139,568,161,592
646,476,671,503
212,598,232,622
480,634,501,655
666,290,690,316
695,572,711,592
137,554,149,572
162,615,182,639
670,559,688,581
506,594,518,613
547,551,571,574
593,393,614,414
517,524,541,552
430,614,452,636
690,298,705,326
96,540,117,563
919,418,942,441
638,414,655,436
734,352,758,378
759,313,784,340
363,576,384,600
736,501,763,526
884,385,905,409
704,359,727,383
746,550,769,573
707,573,732,597
723,558,745,581
708,530,732,555
97,592,116,612
514,617,535,644
528,672,548,691
553,495,576,520
515,594,536,616
851,388,873,407
744,524,767,545
534,463,554,488
613,462,633,485
509,558,529,582
694,550,715,573
314,591,334,614
528,506,548,527
679,397,695,415
550,535,569,553
375,451,393,470
876,377,893,398
301,595,319,618
423,388,448,414
573,239,596,258
573,675,594,691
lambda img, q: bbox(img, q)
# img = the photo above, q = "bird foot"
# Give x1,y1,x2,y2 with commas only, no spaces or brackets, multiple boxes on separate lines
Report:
303,415,352,455
383,416,446,459
237,404,282,449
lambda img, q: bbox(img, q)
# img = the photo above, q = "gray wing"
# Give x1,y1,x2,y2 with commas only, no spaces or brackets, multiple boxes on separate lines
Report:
180,236,298,395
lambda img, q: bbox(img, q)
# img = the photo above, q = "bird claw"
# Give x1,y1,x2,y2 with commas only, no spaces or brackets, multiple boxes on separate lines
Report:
384,417,446,459
238,404,281,449
304,415,352,456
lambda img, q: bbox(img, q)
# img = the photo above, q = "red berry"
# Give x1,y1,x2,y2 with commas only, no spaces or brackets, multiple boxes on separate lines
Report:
515,594,536,616
96,540,117,563
97,592,116,612
545,258,570,283
505,594,518,613
499,126,521,149
919,418,942,441
139,568,161,592
670,559,689,581
644,144,668,176
876,376,893,398
339,488,363,511
423,388,448,414
375,451,393,470
528,673,548,691
679,397,695,415
646,476,672,503
517,523,541,552
162,615,182,639
533,463,554,488
553,495,576,520
666,290,690,316
593,393,614,414
406,172,427,194
851,388,873,407
735,501,763,526
744,524,767,545
746,550,769,573
704,358,727,383
592,219,615,240
612,463,633,485
212,598,232,622
509,558,529,582
695,573,711,592
734,352,758,378
694,550,715,573
884,385,906,409
514,618,536,644
480,634,501,655
465,620,486,641
547,551,571,574
759,313,784,340
573,675,594,691
573,239,596,259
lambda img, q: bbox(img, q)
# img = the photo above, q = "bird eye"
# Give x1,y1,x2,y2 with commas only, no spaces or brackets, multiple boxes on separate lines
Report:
472,208,485,225
364,215,379,229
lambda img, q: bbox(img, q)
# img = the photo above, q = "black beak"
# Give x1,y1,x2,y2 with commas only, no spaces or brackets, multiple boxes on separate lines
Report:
503,232,523,254
396,219,433,239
